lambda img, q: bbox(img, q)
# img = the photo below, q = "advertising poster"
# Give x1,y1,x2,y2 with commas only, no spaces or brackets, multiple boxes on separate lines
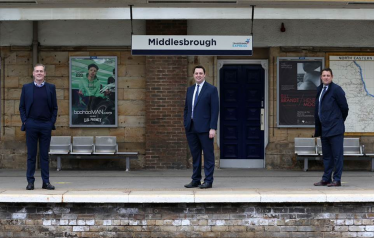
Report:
277,57,324,127
69,56,117,127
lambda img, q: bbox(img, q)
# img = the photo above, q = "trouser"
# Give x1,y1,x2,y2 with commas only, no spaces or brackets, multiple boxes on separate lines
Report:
186,121,215,184
321,134,344,182
25,118,53,184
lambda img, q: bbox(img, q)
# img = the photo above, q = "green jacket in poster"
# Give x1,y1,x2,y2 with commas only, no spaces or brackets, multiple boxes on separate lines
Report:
79,74,104,98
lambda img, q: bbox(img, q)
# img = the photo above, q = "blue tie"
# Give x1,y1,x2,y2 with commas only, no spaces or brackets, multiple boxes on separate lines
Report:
318,86,327,119
192,84,199,119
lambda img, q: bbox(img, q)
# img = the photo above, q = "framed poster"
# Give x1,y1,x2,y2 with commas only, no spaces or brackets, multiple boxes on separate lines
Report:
69,56,117,127
327,53,374,135
277,57,324,127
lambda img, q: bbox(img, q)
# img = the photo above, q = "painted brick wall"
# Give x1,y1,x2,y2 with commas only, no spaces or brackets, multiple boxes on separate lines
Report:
1,203,374,237
144,20,189,169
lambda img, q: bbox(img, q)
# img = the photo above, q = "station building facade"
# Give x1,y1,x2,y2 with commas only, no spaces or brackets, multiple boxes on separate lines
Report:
1,8,374,171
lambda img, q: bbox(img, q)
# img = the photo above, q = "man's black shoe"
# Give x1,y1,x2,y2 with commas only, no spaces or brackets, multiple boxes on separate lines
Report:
42,183,55,190
26,183,34,190
198,183,213,189
184,181,200,188
313,180,329,186
327,181,341,187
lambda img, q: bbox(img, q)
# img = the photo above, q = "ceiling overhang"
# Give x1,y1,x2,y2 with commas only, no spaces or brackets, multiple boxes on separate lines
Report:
1,0,374,21
1,7,374,21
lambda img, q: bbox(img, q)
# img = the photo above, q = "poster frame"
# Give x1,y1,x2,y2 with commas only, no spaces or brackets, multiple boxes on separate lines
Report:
277,57,325,128
69,56,118,128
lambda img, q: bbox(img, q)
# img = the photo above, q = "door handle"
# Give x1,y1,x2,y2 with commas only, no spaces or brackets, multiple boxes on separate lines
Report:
260,108,264,131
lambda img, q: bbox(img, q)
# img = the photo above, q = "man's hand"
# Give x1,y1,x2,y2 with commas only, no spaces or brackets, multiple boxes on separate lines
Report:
209,129,216,139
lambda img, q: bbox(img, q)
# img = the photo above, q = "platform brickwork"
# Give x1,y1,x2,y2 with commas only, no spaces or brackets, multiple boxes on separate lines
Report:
1,202,374,237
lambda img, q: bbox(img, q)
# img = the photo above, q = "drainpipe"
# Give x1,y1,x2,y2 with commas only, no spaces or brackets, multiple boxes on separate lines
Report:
32,21,38,70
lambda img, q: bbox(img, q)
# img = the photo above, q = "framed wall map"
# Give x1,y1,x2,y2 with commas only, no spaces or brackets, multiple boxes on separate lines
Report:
327,53,374,135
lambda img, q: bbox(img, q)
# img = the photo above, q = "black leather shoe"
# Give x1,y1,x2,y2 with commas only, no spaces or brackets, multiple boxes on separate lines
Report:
313,180,329,186
198,183,212,189
26,183,34,190
184,181,200,188
42,183,55,190
327,181,341,187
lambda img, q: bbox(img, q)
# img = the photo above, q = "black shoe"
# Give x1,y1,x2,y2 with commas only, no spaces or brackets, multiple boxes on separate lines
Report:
184,181,201,188
42,183,55,190
327,181,341,187
26,183,34,190
198,182,213,189
313,180,329,186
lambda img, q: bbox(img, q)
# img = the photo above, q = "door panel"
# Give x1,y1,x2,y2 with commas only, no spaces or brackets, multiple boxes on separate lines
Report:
220,65,265,160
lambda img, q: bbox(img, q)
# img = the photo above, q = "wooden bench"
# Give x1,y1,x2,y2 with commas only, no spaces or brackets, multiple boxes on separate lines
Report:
295,137,374,172
49,136,138,172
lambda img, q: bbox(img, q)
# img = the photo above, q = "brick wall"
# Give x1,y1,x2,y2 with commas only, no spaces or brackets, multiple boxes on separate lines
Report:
144,20,189,169
0,48,146,170
1,202,374,237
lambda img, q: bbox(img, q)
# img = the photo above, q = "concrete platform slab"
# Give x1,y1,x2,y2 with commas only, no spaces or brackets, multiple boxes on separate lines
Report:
259,189,327,203
323,190,374,202
128,191,195,203
63,190,130,203
194,190,261,203
0,190,64,203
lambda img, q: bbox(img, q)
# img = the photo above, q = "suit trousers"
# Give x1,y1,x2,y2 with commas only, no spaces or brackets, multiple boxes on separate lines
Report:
186,120,215,184
321,133,344,182
26,118,53,184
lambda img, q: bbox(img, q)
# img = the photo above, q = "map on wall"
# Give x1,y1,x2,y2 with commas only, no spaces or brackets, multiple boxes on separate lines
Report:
328,54,374,134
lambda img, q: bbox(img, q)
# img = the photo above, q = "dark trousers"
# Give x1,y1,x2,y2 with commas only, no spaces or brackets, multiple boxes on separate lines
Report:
321,134,344,182
26,118,52,184
186,121,215,184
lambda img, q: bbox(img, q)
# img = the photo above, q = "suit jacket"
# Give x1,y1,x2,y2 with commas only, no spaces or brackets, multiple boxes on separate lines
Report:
184,81,219,133
314,82,348,138
19,82,58,131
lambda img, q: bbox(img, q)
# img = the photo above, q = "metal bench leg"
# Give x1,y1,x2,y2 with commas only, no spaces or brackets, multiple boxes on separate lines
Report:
57,156,61,171
126,157,130,172
304,158,308,172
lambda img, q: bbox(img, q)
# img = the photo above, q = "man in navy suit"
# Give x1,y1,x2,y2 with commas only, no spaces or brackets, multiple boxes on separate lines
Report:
184,66,219,189
314,68,348,187
19,64,58,190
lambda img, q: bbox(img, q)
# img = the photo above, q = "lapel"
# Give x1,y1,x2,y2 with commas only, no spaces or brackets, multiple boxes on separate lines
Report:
195,82,208,107
321,82,333,103
27,83,34,105
188,85,195,105
45,83,52,108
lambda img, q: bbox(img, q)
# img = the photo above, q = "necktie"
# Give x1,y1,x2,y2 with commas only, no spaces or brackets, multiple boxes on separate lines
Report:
192,84,199,119
318,86,327,119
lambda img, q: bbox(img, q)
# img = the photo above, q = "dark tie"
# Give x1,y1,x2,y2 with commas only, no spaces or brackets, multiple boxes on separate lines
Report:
318,86,327,119
192,84,199,119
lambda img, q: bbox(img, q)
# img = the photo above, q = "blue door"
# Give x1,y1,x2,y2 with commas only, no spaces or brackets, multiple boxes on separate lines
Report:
220,65,265,165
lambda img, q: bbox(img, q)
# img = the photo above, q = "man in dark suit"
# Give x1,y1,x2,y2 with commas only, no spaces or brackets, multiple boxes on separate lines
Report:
184,65,219,189
19,64,58,190
314,68,348,187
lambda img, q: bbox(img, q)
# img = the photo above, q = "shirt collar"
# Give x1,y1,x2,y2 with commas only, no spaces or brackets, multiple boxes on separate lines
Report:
34,81,45,87
196,80,205,88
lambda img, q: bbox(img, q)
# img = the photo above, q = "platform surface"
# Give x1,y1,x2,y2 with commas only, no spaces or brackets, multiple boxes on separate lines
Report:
1,169,373,203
